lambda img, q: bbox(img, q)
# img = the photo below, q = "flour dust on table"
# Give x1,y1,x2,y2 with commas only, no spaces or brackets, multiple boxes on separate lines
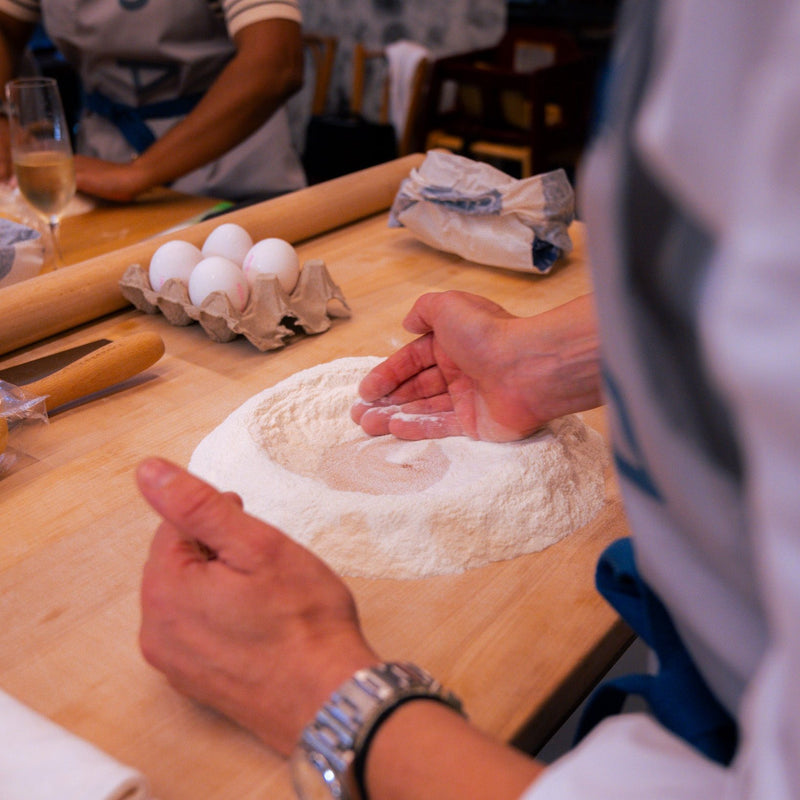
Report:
189,357,609,579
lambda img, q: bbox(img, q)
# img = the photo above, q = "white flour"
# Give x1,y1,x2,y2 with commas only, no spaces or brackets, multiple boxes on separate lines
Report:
189,357,609,579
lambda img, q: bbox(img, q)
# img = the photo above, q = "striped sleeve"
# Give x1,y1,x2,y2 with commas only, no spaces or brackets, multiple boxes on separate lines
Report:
221,0,302,39
0,0,41,23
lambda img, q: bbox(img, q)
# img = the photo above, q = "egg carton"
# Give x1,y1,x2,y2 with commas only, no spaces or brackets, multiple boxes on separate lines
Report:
119,258,350,351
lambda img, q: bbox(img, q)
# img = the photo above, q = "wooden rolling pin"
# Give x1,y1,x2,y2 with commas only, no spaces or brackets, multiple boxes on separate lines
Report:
23,331,165,411
1,332,164,456
0,154,425,357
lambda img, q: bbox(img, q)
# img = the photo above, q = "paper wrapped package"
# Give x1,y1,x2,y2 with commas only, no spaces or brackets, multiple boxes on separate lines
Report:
0,217,44,288
0,689,151,800
389,150,575,274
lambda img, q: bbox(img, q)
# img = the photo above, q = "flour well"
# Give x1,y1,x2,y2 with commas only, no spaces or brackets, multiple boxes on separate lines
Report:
189,357,609,579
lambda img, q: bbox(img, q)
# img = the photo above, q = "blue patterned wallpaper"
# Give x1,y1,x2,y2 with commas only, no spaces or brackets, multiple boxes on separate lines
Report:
297,0,507,116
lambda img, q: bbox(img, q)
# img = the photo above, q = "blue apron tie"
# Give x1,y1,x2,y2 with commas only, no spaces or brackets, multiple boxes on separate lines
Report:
83,90,204,154
574,537,738,765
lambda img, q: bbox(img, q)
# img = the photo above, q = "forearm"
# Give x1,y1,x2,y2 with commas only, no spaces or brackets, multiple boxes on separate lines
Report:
130,19,302,192
364,699,544,800
508,293,603,429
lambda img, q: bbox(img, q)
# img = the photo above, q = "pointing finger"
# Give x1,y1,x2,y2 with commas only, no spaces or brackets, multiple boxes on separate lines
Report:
136,457,279,572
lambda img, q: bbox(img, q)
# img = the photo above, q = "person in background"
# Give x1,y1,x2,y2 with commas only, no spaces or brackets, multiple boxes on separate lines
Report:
0,0,306,203
135,0,800,798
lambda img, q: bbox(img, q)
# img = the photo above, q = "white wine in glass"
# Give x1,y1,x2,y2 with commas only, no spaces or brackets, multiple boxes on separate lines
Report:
5,77,76,268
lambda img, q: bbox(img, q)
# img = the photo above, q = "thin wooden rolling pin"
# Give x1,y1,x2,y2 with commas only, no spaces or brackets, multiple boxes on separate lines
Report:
0,154,425,357
1,331,164,456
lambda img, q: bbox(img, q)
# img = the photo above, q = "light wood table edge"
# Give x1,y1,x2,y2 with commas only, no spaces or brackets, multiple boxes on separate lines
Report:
510,619,635,754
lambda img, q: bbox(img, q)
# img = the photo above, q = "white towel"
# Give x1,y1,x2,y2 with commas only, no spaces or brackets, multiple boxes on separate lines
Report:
0,689,152,800
385,40,430,143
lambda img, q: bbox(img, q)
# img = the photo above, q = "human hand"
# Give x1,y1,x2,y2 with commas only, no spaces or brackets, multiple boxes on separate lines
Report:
74,154,151,202
137,457,379,755
352,291,602,442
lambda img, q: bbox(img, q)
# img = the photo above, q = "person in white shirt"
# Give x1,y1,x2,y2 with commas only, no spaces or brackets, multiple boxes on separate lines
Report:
0,0,306,202
134,0,800,797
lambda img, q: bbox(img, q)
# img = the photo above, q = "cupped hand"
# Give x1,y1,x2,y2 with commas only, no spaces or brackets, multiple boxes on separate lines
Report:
352,291,603,443
137,458,379,755
351,291,549,442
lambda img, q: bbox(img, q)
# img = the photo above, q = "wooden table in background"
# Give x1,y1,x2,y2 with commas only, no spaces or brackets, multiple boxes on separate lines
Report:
59,188,225,265
0,161,632,800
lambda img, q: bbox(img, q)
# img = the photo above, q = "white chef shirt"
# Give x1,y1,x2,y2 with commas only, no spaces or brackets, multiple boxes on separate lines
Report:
524,0,800,797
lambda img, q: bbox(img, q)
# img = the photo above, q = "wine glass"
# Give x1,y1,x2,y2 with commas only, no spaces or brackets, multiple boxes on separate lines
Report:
5,77,76,268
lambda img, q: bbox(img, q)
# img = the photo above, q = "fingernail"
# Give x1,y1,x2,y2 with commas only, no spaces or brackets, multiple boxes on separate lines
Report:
137,457,180,490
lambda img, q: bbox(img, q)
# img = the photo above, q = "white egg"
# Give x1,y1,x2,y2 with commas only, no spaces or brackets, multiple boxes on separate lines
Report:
201,223,253,266
242,238,300,293
188,256,250,311
148,239,203,291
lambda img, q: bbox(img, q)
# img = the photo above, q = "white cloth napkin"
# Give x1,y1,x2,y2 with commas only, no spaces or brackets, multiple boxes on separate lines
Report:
385,40,430,143
0,689,152,800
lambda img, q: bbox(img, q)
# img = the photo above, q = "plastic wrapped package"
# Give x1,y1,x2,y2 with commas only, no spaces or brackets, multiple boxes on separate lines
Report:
389,150,575,274
0,378,48,475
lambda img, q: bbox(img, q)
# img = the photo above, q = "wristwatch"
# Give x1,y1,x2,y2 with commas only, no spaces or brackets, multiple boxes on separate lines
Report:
290,662,464,800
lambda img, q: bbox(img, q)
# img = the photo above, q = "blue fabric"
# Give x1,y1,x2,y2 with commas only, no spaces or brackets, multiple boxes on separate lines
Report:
83,90,204,154
574,538,738,765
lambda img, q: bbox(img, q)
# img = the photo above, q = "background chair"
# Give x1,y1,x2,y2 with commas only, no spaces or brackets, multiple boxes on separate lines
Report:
421,26,601,179
302,33,338,116
288,33,338,170
350,42,430,156
302,40,430,184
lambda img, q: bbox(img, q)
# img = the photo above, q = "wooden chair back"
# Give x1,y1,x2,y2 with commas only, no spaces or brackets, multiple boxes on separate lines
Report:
351,42,430,155
303,33,338,116
421,27,599,177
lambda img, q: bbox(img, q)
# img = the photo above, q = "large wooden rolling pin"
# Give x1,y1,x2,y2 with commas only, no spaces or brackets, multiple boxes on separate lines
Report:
0,154,425,357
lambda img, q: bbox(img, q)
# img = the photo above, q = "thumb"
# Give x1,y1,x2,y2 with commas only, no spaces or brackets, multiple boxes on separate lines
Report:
136,457,274,572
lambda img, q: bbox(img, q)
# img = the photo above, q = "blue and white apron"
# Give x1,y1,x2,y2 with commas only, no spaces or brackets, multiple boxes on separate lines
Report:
40,0,305,199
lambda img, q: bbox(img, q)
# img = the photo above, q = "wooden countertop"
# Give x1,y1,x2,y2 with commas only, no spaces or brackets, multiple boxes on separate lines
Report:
0,162,632,799
58,189,226,266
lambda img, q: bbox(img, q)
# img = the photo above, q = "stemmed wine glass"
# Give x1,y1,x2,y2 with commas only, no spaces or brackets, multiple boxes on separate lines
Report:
5,77,76,268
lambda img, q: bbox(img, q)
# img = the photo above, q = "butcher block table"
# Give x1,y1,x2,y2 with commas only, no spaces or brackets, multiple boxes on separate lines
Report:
0,156,633,800
58,188,227,266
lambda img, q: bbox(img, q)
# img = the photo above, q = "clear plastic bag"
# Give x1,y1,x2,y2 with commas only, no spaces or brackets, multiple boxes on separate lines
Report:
0,378,48,474
1,377,47,420
0,184,47,288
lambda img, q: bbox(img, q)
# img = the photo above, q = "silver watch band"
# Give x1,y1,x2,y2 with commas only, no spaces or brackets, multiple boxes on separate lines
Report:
290,662,464,800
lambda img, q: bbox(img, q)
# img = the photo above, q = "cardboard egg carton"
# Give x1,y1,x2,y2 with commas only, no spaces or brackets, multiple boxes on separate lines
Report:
119,258,350,351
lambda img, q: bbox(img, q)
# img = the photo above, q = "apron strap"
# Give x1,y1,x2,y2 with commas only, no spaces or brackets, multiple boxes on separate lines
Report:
83,90,204,153
574,537,738,765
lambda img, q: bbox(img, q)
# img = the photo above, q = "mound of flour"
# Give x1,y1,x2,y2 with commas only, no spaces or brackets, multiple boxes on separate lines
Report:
189,357,609,579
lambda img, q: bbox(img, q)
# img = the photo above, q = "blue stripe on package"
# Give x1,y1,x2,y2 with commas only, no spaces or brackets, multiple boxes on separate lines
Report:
389,150,575,274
